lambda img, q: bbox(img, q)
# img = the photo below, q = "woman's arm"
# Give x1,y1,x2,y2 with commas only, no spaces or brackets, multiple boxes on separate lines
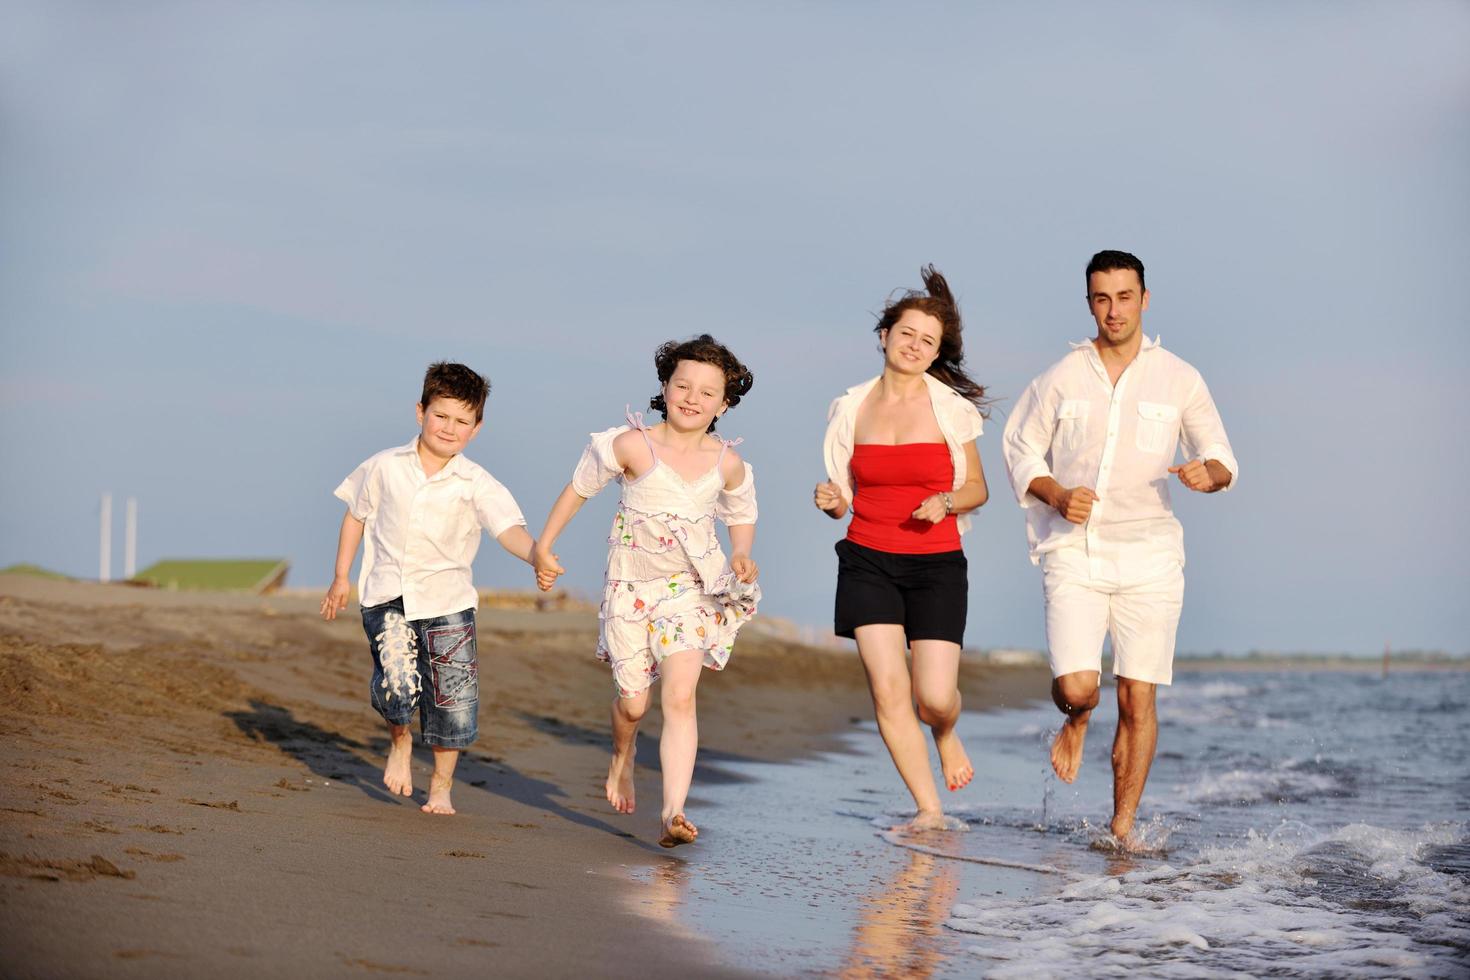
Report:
912,442,988,523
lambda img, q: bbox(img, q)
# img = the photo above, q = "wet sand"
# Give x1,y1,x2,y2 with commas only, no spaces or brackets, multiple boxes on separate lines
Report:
0,574,1049,977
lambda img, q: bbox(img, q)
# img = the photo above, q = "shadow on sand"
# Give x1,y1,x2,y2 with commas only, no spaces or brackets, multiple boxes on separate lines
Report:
512,710,761,786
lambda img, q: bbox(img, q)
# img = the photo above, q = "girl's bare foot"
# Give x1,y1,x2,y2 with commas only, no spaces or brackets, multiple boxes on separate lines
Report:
384,728,414,797
1050,716,1088,783
421,774,455,815
934,729,974,791
606,752,636,814
658,813,698,848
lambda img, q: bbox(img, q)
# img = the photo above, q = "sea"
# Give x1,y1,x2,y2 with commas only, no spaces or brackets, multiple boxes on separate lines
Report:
623,667,1469,978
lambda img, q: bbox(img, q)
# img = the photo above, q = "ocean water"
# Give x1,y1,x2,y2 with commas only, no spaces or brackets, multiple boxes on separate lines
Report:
625,668,1469,978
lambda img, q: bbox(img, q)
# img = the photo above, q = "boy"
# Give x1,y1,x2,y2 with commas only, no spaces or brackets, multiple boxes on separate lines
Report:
321,362,535,815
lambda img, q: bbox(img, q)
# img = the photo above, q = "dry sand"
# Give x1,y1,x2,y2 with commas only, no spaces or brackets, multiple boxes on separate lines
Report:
0,574,1048,978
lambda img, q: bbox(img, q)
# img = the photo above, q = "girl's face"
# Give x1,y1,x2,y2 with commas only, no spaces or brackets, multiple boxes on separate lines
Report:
881,309,944,375
663,359,729,432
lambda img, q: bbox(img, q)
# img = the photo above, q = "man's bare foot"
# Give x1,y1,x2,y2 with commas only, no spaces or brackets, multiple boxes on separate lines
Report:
421,774,455,815
1050,715,1089,783
1109,812,1135,842
606,751,636,814
384,728,414,797
934,729,974,791
658,813,698,848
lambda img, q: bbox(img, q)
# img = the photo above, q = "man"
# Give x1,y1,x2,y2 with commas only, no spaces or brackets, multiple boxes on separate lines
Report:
1001,250,1238,844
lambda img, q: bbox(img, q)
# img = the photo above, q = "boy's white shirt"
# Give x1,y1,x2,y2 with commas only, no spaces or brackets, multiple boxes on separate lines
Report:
822,372,985,535
335,438,526,621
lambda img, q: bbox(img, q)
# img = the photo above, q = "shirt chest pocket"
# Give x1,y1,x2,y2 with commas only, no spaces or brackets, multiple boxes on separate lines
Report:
1055,400,1090,453
420,487,476,547
1135,401,1179,454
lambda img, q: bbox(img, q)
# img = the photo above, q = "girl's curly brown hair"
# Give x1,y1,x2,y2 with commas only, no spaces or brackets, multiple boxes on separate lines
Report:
648,334,754,433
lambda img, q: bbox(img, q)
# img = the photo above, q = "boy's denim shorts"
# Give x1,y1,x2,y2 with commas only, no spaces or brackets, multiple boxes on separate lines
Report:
360,598,478,748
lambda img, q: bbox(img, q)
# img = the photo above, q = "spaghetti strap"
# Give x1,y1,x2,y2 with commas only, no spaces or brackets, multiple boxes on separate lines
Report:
715,435,744,469
624,405,658,460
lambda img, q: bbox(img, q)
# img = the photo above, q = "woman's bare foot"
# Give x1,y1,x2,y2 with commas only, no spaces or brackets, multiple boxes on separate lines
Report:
384,727,414,797
1050,716,1089,783
903,809,967,832
421,774,455,815
658,813,698,848
606,751,636,814
934,729,974,791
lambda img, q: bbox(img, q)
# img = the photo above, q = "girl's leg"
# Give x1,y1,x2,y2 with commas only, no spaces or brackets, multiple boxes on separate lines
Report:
910,640,973,791
607,689,649,814
657,649,705,846
855,625,945,827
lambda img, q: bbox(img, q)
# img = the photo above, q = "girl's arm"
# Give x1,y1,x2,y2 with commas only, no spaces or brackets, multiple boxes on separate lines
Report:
532,483,587,591
727,523,757,583
719,449,758,583
321,509,365,620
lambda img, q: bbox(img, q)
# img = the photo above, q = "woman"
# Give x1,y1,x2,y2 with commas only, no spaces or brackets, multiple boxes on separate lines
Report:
814,265,989,830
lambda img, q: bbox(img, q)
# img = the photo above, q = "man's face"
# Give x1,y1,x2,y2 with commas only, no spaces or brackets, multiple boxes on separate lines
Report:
1087,268,1149,348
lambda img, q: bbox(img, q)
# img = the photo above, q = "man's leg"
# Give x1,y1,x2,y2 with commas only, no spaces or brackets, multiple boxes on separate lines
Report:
856,625,947,827
910,640,973,791
657,649,704,846
607,689,649,814
1110,678,1157,839
1042,551,1110,783
1050,671,1101,783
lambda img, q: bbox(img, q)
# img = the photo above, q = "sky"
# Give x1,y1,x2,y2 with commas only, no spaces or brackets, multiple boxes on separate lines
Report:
2,2,1467,656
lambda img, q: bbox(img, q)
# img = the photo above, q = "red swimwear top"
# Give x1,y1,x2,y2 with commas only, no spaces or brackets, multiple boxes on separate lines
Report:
846,443,961,554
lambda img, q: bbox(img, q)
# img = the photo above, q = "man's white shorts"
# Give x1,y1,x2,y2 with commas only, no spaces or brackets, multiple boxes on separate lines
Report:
1041,547,1184,686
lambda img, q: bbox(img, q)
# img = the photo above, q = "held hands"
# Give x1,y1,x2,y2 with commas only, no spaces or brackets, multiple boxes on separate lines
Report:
532,545,565,593
320,577,351,621
910,493,950,525
1169,460,1216,493
813,480,845,516
730,554,759,584
1056,486,1099,525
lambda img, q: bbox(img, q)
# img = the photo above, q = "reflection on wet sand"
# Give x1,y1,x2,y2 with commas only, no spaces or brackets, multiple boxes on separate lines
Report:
837,846,960,979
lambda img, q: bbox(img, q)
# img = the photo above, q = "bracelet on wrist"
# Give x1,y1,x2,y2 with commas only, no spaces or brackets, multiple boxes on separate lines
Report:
942,492,954,514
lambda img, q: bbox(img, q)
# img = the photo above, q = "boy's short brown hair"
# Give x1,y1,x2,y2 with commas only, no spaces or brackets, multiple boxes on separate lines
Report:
420,362,489,422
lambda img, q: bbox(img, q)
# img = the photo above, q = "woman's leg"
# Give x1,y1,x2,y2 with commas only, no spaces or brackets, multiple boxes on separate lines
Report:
855,624,946,826
607,689,649,813
657,648,705,846
910,640,973,791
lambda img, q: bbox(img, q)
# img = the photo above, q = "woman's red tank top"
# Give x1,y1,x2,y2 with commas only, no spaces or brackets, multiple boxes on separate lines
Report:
846,443,961,554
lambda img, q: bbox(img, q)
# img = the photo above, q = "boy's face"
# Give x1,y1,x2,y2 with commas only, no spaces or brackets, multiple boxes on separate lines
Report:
415,396,483,459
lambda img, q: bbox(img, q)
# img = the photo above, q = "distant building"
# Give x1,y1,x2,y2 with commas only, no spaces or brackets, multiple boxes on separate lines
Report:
132,559,289,594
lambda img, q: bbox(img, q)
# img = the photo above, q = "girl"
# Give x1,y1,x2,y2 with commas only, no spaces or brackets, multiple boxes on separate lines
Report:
814,266,990,831
534,335,759,848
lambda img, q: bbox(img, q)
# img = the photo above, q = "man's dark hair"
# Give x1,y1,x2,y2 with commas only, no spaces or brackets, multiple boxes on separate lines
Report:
420,362,489,422
1085,250,1146,293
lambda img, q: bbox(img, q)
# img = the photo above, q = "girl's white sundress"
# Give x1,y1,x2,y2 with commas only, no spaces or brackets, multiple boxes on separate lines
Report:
570,412,761,698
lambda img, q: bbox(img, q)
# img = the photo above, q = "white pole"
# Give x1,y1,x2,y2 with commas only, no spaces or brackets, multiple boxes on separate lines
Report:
99,492,112,583
124,497,137,579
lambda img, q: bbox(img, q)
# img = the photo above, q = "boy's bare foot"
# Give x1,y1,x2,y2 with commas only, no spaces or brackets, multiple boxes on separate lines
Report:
658,813,698,848
421,774,455,815
606,752,636,814
384,728,414,797
934,729,974,791
1050,716,1089,783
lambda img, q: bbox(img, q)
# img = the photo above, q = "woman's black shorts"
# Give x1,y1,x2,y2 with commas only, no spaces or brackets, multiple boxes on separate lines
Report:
833,538,967,645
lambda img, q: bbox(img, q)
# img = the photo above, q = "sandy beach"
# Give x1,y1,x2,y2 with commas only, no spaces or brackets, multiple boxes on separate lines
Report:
0,574,1050,977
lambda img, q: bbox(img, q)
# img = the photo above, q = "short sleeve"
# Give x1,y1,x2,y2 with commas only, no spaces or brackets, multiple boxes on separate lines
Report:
716,462,758,526
952,398,984,443
333,457,378,521
570,427,628,498
473,472,527,537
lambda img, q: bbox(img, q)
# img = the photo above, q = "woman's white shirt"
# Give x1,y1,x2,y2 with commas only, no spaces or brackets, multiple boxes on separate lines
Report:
822,373,985,534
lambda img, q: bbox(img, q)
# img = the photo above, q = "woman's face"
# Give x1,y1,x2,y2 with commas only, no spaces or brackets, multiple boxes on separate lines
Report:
881,309,944,375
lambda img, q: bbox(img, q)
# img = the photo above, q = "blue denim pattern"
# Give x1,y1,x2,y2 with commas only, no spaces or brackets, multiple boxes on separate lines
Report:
360,598,478,748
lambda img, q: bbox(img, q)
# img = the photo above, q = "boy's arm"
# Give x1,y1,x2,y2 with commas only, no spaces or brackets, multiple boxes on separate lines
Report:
496,525,536,565
321,509,365,621
532,482,589,591
727,523,757,583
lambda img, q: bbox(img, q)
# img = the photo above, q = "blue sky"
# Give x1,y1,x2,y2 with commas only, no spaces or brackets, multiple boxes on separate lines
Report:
2,2,1466,655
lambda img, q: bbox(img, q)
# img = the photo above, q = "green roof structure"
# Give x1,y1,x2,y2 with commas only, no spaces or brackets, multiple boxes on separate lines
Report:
133,559,289,594
0,563,71,580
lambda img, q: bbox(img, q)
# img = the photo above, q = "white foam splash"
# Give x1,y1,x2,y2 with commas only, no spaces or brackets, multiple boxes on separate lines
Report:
375,610,421,700
1178,763,1342,805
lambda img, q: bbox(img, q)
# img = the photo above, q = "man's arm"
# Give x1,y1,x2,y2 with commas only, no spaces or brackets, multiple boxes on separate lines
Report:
1026,476,1099,525
320,509,365,621
1176,374,1239,494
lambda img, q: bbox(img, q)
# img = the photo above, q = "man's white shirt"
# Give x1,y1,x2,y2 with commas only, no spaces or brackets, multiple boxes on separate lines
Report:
1001,336,1238,566
335,439,526,621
